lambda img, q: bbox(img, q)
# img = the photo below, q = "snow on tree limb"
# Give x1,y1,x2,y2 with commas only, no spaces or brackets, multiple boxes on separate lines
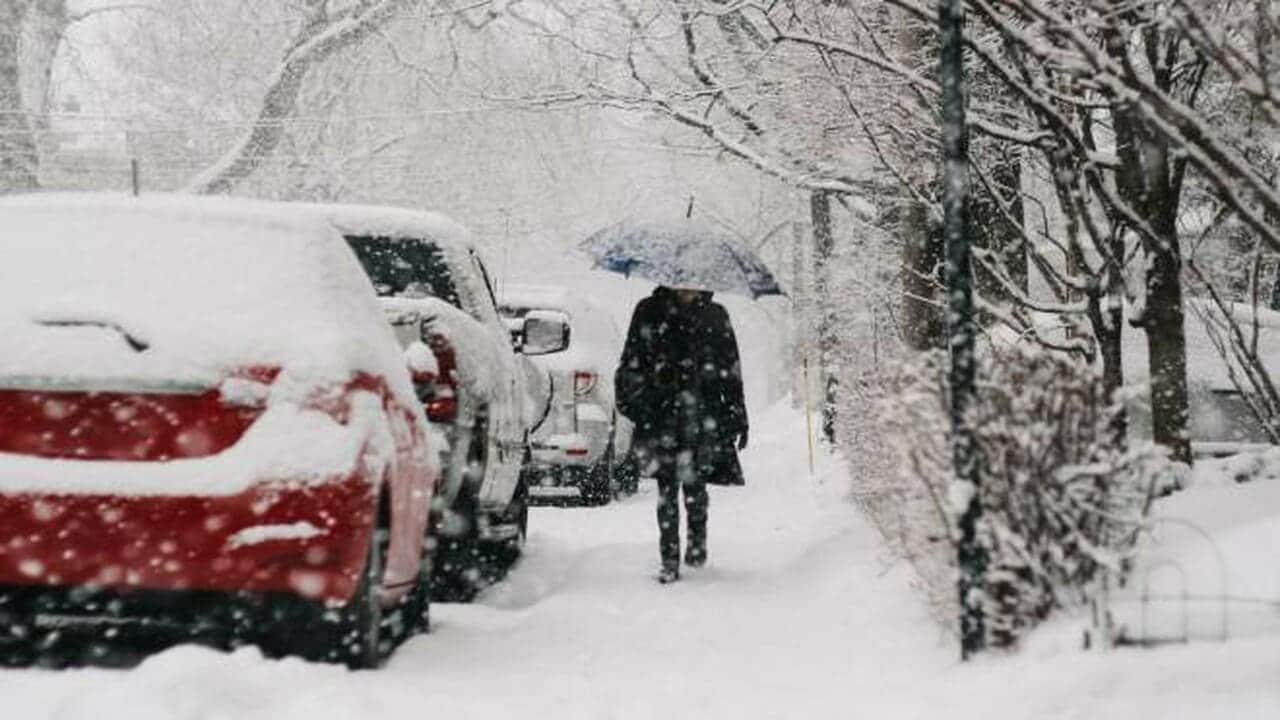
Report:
186,0,428,195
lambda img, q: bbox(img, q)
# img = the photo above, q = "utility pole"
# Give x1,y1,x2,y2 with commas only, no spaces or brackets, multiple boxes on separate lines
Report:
940,0,984,660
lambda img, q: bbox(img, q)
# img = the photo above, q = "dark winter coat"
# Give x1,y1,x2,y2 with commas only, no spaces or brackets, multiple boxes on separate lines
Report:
615,287,747,485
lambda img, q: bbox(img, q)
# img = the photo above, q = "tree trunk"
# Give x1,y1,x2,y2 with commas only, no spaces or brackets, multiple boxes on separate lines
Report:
1105,27,1193,466
901,196,946,350
1271,261,1280,311
811,190,838,443
1144,214,1192,464
23,0,68,134
1112,132,1192,464
0,0,38,193
791,218,809,409
895,20,945,352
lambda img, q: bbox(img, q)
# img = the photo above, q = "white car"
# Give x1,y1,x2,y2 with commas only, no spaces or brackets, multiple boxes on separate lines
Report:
498,284,637,505
291,202,555,600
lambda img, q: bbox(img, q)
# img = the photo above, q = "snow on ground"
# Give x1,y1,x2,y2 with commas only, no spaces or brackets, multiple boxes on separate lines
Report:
2,400,953,719
4,253,1279,718
8,398,1278,719
1106,457,1280,643
934,457,1280,720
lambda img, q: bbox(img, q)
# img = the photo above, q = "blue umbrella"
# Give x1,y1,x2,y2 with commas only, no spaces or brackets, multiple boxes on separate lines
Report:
579,220,784,299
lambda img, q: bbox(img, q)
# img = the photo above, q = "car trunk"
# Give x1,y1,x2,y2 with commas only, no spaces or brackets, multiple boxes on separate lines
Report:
0,379,266,463
0,317,279,463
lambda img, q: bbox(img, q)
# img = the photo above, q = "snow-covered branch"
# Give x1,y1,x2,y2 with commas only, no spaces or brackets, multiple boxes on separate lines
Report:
186,0,430,194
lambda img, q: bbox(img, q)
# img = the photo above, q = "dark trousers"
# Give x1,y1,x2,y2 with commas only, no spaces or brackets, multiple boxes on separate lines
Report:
653,451,708,568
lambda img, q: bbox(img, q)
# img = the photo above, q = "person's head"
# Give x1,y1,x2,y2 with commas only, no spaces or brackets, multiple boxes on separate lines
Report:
673,288,703,305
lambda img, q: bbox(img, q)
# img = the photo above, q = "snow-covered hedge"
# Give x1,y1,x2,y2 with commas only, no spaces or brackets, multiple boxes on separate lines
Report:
881,345,1173,647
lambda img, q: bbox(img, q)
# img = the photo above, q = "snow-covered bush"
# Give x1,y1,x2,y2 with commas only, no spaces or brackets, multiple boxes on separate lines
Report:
881,344,1172,648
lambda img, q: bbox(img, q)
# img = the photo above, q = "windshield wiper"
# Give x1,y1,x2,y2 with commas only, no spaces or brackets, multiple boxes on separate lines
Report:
37,319,150,353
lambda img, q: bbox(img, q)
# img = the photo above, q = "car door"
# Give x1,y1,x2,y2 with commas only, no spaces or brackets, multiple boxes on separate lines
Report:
465,249,524,507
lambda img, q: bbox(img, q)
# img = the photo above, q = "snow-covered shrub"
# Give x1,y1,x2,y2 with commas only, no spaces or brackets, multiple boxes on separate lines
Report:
881,344,1171,648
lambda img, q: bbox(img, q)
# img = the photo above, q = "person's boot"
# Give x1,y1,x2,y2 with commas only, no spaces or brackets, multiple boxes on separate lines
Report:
656,563,680,584
684,544,706,569
686,520,707,568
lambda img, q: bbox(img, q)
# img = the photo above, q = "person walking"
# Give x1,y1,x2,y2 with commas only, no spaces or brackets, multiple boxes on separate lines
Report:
615,286,748,584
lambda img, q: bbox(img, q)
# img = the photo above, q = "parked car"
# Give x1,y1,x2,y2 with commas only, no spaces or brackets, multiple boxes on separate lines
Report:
294,203,556,600
0,194,439,669
498,284,637,504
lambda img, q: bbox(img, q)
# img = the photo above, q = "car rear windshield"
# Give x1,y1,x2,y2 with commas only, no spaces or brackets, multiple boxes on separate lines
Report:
345,236,461,308
0,200,399,385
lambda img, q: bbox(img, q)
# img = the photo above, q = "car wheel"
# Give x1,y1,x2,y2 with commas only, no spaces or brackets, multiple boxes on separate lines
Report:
429,408,490,603
493,470,529,566
337,525,386,670
613,448,640,496
257,518,387,668
583,446,614,507
394,541,432,638
0,589,35,667
514,473,529,544
428,486,482,603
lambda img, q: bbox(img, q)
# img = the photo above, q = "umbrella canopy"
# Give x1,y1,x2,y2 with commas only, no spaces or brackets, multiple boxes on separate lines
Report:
579,220,784,299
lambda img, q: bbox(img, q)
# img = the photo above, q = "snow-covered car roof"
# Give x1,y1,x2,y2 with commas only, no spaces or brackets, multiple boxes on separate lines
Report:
287,201,501,323
497,282,623,368
284,201,475,252
499,283,618,330
499,284,576,314
0,193,414,402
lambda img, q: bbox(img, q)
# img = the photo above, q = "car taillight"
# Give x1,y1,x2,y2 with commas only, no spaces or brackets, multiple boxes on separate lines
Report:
426,389,457,424
417,332,459,424
218,365,282,410
0,366,281,462
573,371,597,397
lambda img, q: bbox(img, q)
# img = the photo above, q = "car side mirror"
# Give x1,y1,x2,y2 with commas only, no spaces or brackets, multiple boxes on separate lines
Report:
521,310,570,355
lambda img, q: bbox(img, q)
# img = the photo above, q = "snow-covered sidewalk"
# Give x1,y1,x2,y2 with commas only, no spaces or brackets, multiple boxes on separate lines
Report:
3,401,954,719
5,400,1279,719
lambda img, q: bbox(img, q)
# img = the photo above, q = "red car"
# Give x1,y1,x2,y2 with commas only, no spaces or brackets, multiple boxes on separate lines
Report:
0,194,439,668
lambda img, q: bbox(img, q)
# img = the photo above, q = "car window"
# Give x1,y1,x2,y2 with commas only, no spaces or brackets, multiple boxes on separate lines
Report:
345,235,462,309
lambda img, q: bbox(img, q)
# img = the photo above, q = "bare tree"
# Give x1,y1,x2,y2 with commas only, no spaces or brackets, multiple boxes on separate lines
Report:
186,0,442,194
1,0,39,192
0,0,156,192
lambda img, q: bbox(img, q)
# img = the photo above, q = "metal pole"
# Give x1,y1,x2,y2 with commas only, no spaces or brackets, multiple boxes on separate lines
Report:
939,0,984,660
803,354,815,475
